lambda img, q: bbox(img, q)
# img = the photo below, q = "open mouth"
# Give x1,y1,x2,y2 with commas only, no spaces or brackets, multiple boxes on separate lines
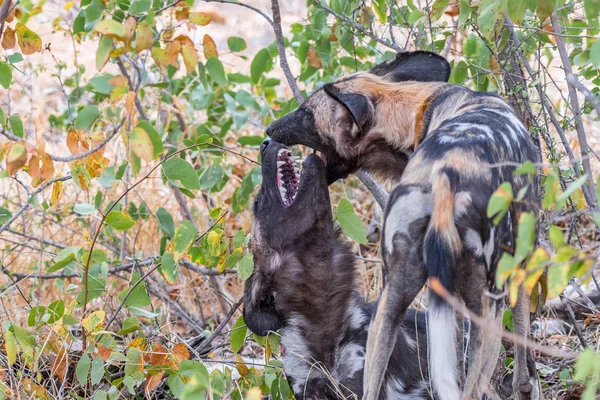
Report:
275,147,326,207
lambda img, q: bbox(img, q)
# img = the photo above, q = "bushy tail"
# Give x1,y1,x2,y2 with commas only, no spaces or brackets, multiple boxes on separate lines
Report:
425,168,462,400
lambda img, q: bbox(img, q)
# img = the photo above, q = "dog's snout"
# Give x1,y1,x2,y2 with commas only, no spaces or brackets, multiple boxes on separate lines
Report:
266,123,274,138
260,139,271,154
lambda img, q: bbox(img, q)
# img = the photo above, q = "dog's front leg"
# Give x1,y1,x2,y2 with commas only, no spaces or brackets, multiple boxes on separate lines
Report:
511,286,540,400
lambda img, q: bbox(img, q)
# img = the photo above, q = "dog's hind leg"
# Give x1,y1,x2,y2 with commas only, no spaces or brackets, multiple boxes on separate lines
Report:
364,184,431,400
512,286,540,400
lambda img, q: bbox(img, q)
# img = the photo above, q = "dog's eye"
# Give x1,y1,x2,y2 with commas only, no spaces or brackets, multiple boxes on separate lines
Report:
304,109,314,122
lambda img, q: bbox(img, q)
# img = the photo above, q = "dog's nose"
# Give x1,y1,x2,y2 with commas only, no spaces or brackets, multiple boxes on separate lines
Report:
260,139,271,154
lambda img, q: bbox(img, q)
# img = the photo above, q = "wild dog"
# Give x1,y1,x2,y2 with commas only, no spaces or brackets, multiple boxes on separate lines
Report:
266,51,540,400
243,139,439,399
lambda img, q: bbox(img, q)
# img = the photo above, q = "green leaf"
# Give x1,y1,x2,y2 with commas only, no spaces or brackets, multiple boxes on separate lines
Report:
549,225,565,249
106,211,135,231
487,182,513,225
48,252,76,273
96,35,113,71
76,275,106,306
91,355,104,385
547,264,569,298
227,37,247,52
431,0,449,20
536,0,554,19
508,0,528,24
74,203,98,215
75,105,100,131
76,353,91,386
514,212,536,261
250,48,270,84
124,348,141,376
205,57,227,86
168,374,185,398
0,62,12,89
160,251,178,284
335,199,367,244
179,360,209,384
478,0,507,38
590,41,600,68
47,300,65,324
230,315,247,353
117,317,141,335
118,273,152,308
163,157,200,190
129,0,151,14
0,207,12,224
514,160,537,176
93,19,126,38
157,207,175,238
8,114,23,138
170,221,198,260
28,306,46,327
237,135,265,146
237,254,254,280
271,376,291,400
373,0,388,23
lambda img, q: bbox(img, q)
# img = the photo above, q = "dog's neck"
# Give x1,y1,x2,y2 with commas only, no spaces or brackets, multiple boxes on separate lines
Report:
277,235,358,367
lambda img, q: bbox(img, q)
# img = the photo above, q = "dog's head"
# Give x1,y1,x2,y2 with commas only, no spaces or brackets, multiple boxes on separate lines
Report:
267,51,451,183
243,139,334,336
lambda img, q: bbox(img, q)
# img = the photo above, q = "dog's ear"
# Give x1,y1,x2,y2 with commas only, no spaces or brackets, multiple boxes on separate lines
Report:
243,272,283,336
323,83,374,138
369,51,451,83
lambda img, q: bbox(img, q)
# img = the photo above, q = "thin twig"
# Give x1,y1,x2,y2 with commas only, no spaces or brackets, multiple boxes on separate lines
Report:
504,16,594,207
567,73,600,118
201,0,274,27
0,175,72,235
551,15,597,207
196,298,242,354
356,169,388,209
0,0,12,39
559,294,587,349
430,278,579,360
313,1,403,52
271,0,303,104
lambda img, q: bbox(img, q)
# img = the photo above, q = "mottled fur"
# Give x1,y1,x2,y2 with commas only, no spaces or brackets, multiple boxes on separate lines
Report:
267,51,540,400
243,140,434,399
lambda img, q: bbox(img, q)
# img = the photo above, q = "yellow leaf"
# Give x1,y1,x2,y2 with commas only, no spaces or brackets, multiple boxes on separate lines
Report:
171,343,190,367
2,25,15,49
5,331,17,366
189,12,211,25
123,17,136,44
15,23,42,55
110,84,129,102
82,310,105,333
125,91,135,116
175,35,198,73
235,353,248,377
64,1,74,10
203,34,218,59
108,76,128,87
6,142,27,175
135,21,153,52
50,178,62,205
93,19,126,39
509,269,526,307
129,127,154,162
246,388,262,400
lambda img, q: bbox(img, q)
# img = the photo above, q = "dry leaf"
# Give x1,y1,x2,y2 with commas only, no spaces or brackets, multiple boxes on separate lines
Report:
203,34,218,59
15,23,42,55
6,142,27,175
50,348,67,382
123,17,136,44
145,371,164,395
175,35,199,73
2,26,15,49
50,178,62,205
307,48,322,68
235,353,249,377
172,343,190,364
149,343,169,366
135,21,153,53
97,345,112,361
189,12,211,26
66,130,80,154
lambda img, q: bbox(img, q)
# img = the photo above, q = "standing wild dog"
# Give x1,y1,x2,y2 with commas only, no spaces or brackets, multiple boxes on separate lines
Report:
244,139,439,399
266,51,540,400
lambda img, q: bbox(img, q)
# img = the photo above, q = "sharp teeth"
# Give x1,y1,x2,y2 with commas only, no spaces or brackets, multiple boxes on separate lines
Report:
290,156,300,161
294,159,302,164
277,161,285,167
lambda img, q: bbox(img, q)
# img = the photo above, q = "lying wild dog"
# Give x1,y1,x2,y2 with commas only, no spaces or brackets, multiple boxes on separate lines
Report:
266,51,540,400
243,139,440,399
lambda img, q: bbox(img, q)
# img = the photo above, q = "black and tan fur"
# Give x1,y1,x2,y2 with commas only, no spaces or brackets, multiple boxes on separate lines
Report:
267,51,540,400
244,140,435,399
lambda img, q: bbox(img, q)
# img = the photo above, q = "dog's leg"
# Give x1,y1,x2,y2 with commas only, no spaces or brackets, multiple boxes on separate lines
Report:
364,184,431,400
512,286,540,399
476,297,504,399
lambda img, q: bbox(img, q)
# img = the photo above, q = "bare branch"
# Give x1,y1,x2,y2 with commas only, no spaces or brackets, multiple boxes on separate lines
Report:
504,17,595,208
356,169,388,209
313,1,403,52
551,15,597,206
567,74,600,118
0,175,72,235
200,0,274,27
271,0,303,104
117,57,149,121
0,0,12,39
196,298,242,353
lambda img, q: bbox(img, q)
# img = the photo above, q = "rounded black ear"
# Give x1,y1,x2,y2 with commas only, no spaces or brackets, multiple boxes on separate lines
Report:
323,83,374,137
369,51,451,83
242,273,284,336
